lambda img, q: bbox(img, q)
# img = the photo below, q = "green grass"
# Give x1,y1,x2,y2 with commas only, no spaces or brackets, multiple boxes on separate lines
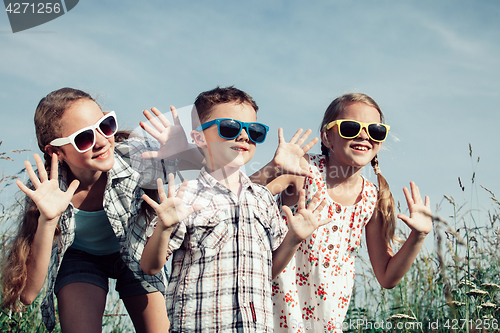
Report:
346,145,500,332
1,142,499,332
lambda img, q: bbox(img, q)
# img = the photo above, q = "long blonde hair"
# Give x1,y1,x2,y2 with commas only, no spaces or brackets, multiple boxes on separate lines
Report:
319,93,398,244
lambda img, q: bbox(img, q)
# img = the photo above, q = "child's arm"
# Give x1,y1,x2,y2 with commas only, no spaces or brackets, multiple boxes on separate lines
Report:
140,174,201,276
250,128,316,195
139,106,204,169
16,154,79,305
366,182,432,289
272,190,328,279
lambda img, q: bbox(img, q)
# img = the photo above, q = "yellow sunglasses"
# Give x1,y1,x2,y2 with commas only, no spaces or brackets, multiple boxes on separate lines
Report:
325,119,390,142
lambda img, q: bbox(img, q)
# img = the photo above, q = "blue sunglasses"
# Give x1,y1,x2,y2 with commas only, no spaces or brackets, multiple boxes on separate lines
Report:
195,118,269,144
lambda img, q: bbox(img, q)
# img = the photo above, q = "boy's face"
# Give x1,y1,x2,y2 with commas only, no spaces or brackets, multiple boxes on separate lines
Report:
192,102,257,171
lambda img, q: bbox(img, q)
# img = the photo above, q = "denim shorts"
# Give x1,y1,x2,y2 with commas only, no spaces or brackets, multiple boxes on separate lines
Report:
54,247,158,299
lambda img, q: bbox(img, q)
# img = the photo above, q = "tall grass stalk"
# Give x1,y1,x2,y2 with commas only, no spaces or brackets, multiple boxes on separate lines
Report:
347,145,500,332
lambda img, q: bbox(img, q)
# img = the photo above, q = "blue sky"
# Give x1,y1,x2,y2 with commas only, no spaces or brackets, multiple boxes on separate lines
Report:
1,1,499,234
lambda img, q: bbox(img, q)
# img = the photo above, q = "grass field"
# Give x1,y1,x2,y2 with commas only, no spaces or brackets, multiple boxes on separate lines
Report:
1,143,498,332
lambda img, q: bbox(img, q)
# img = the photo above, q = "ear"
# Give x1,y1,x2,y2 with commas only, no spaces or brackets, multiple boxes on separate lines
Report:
190,130,207,149
321,130,331,150
45,145,65,162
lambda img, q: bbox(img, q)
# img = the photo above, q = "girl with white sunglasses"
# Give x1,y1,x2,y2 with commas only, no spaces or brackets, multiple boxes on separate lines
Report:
1,87,193,332
252,93,432,332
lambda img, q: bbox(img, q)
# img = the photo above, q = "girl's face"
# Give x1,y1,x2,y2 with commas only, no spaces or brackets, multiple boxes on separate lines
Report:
323,102,383,169
50,98,115,177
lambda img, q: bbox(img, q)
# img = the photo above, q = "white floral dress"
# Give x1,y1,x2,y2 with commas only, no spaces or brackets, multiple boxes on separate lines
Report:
272,154,378,332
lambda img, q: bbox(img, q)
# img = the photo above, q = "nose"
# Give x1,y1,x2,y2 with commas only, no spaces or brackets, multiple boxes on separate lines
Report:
357,126,370,140
236,126,250,142
94,129,110,149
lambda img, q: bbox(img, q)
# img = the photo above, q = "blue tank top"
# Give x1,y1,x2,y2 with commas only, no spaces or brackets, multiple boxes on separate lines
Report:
70,208,121,255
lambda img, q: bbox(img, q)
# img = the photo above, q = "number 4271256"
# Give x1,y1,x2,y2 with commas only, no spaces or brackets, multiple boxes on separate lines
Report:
5,3,61,14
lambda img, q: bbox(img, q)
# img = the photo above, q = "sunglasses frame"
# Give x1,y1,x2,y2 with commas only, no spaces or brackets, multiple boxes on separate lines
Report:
49,111,118,153
325,119,390,142
195,118,269,144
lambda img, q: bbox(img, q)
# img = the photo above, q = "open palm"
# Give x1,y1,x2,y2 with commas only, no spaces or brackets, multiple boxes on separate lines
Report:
139,106,190,160
283,189,329,242
16,154,79,222
142,174,201,230
273,128,318,177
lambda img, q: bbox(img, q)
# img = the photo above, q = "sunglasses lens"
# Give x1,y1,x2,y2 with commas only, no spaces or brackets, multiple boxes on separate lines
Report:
219,120,241,139
99,115,117,137
74,129,95,152
339,121,361,138
248,123,267,143
368,124,387,141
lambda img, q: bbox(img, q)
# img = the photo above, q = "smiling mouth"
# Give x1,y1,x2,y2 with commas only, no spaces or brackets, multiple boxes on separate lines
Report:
351,145,370,152
231,146,248,152
94,149,110,159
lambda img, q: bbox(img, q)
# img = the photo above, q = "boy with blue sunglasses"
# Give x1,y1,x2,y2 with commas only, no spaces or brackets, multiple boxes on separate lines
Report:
141,86,328,332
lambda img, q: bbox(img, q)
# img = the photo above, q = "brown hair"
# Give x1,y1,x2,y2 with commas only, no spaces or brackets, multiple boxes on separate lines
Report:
1,88,91,310
1,88,157,311
319,93,398,244
192,86,258,129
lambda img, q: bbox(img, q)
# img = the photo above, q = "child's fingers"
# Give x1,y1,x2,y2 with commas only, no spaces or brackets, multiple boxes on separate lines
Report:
143,109,166,133
306,191,322,209
397,213,411,227
424,195,430,208
16,179,33,196
277,128,285,144
152,107,172,128
153,178,166,202
139,121,161,142
295,129,311,147
166,174,176,198
288,128,304,145
409,181,423,204
313,199,328,215
170,106,182,126
190,204,203,214
282,205,294,221
66,179,80,197
49,153,59,180
142,193,159,210
317,218,331,227
402,186,414,209
25,160,40,189
301,137,319,153
34,154,48,183
175,180,189,201
297,189,306,210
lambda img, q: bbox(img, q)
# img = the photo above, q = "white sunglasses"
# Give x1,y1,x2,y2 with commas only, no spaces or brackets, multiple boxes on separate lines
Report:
50,112,118,153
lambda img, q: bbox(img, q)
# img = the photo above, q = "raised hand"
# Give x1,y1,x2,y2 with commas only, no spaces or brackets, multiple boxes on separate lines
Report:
282,189,329,242
142,174,201,231
273,128,318,177
16,153,79,223
397,182,432,236
139,106,190,159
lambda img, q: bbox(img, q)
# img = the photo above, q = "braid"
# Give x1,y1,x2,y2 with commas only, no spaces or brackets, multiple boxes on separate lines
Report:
320,142,330,157
371,156,400,244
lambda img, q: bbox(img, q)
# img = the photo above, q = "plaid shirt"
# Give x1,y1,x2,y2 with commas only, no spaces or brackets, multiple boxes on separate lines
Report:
166,168,287,332
39,139,176,332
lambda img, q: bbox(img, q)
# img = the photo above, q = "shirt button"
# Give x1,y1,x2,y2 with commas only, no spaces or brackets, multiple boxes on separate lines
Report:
327,244,334,250
335,206,342,214
332,225,338,232
242,277,246,281
243,251,247,256
324,262,330,268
